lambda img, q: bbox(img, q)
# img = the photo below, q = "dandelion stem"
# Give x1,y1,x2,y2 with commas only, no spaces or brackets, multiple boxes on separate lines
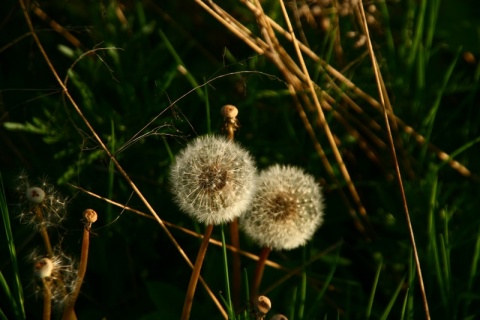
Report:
41,278,52,320
35,206,54,258
251,247,272,299
221,104,242,310
182,224,214,320
230,220,241,311
62,209,97,320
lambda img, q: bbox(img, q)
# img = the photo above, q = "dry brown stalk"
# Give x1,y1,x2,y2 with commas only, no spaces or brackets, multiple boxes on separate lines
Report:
181,224,214,320
68,184,288,271
356,2,430,319
232,0,472,179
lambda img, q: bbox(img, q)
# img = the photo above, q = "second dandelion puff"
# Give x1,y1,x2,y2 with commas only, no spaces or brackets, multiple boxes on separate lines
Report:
241,164,325,250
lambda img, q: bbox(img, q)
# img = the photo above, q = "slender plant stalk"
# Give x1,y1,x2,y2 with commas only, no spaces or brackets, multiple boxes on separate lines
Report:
62,213,94,320
35,207,54,258
229,220,241,311
251,246,271,299
222,105,242,311
182,224,214,320
41,278,52,320
356,2,430,319
221,225,235,319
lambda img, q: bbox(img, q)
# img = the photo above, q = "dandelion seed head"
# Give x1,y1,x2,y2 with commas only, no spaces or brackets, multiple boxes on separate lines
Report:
170,135,256,225
15,173,68,229
33,258,54,279
240,165,324,250
26,187,45,203
29,248,77,306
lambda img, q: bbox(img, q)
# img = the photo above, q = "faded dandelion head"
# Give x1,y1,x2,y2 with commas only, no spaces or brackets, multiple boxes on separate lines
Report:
26,187,46,203
33,258,54,279
170,135,256,225
240,165,324,250
15,173,68,229
29,249,77,306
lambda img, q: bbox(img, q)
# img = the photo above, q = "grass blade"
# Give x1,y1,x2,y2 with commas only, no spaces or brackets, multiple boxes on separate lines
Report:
379,276,406,320
221,225,235,320
366,259,382,319
0,173,26,320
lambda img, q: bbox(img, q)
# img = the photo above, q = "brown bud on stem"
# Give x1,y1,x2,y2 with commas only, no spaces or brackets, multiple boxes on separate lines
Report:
221,104,239,119
83,209,97,230
255,295,271,315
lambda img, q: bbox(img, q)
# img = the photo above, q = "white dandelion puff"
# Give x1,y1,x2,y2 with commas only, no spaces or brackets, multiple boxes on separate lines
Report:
240,164,324,250
170,135,256,225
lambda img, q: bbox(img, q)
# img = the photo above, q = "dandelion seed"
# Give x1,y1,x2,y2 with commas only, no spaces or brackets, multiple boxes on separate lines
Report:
240,164,324,250
170,135,256,225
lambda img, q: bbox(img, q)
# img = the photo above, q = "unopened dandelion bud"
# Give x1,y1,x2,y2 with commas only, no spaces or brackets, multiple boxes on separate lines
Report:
170,135,256,225
221,104,238,119
83,209,98,224
255,295,271,315
34,258,54,279
240,165,324,250
26,187,45,204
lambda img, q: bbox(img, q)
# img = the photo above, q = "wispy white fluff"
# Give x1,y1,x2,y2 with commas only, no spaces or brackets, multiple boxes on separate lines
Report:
240,164,324,250
170,135,256,225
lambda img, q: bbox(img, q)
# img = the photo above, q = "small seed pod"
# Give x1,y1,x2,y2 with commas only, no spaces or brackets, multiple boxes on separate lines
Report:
83,209,98,224
255,295,272,315
221,104,239,119
33,258,54,279
26,187,45,204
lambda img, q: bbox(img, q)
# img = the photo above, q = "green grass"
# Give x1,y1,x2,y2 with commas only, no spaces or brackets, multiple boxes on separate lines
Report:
0,174,25,320
1,0,480,319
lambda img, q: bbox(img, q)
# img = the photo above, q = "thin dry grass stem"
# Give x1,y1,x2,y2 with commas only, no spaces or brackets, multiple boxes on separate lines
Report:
356,3,430,319
30,2,85,51
195,0,263,54
68,184,288,271
244,2,473,179
182,224,214,320
353,6,414,179
18,2,228,318
290,88,367,234
277,0,369,220
322,99,391,179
